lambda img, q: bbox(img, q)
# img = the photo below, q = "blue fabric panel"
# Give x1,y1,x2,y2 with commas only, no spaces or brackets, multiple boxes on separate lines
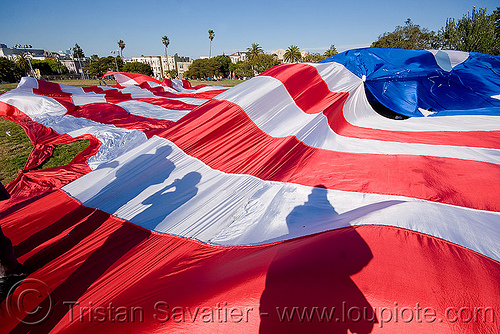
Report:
321,48,500,117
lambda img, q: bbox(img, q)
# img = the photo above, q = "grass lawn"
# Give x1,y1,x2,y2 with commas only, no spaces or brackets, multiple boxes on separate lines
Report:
0,78,242,93
189,79,243,87
0,118,90,184
0,77,242,185
0,118,32,184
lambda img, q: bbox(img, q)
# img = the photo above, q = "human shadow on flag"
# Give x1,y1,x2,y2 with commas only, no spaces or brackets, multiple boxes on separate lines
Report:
85,145,175,215
259,185,376,334
131,171,202,231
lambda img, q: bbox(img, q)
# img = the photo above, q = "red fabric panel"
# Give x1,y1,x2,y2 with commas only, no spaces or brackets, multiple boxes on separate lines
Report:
262,64,349,115
162,78,173,87
33,81,76,112
261,63,500,149
0,190,498,333
103,71,164,86
157,99,500,211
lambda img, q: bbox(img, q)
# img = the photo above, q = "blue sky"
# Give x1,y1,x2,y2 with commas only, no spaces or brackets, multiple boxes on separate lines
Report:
1,0,498,59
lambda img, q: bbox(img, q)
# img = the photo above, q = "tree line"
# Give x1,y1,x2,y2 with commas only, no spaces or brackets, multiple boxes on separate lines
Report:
184,44,339,80
372,6,500,54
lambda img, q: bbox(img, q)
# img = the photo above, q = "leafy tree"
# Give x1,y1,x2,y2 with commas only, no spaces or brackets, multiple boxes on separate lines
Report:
184,58,219,79
30,59,52,75
72,43,85,59
494,7,500,54
439,7,498,55
47,59,68,74
372,19,438,49
85,56,124,77
118,40,126,58
213,54,232,77
162,36,170,71
167,69,178,78
122,62,153,76
494,6,500,37
251,54,280,73
302,52,325,63
208,30,215,58
234,60,254,78
30,59,68,75
323,45,338,58
0,57,22,83
228,62,238,78
284,45,301,63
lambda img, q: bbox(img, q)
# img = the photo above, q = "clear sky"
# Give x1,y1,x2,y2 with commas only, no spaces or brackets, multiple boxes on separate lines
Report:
1,0,498,59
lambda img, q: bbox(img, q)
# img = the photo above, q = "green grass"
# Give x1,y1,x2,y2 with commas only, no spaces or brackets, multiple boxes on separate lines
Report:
36,140,90,170
189,79,243,87
49,79,117,87
0,118,90,184
0,119,32,184
0,83,19,94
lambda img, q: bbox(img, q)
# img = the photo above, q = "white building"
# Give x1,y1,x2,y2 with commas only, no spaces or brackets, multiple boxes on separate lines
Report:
270,49,286,61
229,52,247,64
131,54,192,80
0,44,46,61
270,48,308,62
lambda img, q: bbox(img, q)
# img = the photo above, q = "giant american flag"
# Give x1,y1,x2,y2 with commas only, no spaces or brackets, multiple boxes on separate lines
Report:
0,48,499,333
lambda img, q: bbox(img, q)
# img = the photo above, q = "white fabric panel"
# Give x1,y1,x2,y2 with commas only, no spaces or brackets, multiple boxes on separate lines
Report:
0,89,67,117
17,76,39,89
64,136,500,261
60,85,85,95
146,81,161,88
112,73,138,87
216,76,500,164
70,92,107,105
116,100,189,121
428,49,469,70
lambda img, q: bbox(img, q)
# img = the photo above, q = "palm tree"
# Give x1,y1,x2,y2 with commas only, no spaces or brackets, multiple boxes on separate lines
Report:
162,36,170,73
118,40,125,58
15,53,30,76
208,30,215,58
284,45,301,63
246,43,264,61
323,44,338,58
245,43,264,75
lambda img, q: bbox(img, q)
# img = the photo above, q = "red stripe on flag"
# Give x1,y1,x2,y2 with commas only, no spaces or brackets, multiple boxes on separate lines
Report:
0,190,498,333
261,64,349,115
157,99,500,211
